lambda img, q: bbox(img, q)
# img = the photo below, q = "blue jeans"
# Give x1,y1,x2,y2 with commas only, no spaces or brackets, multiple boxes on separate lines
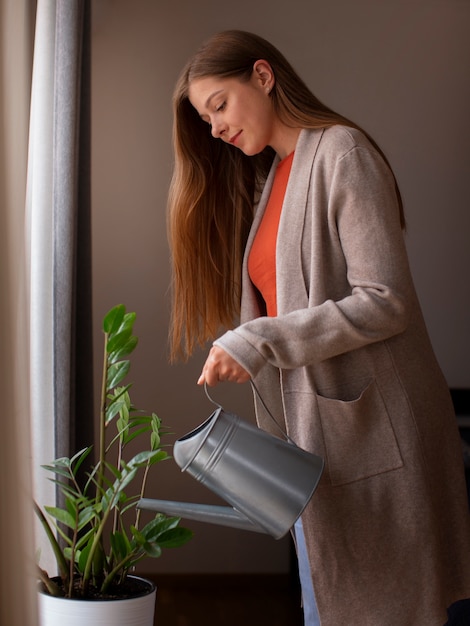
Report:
294,519,321,626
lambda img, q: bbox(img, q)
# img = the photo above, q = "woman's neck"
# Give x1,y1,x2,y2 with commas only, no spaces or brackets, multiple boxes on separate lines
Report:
271,125,302,159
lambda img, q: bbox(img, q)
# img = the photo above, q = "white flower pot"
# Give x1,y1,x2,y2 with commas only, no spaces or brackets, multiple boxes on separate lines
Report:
38,576,156,626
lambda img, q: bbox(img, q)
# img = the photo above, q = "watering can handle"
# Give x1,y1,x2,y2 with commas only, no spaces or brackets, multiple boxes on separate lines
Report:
204,380,297,446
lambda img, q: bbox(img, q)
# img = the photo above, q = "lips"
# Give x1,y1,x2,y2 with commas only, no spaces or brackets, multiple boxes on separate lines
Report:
229,131,242,145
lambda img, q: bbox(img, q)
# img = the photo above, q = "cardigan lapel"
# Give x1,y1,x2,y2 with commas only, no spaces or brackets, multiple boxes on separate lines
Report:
240,153,278,321
240,128,324,320
277,129,324,314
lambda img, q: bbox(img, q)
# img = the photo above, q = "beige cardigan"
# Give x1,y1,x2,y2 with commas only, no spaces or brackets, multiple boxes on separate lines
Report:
215,127,470,625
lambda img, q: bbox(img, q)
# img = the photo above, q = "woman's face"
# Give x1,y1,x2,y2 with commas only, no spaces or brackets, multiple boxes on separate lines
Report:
188,61,287,157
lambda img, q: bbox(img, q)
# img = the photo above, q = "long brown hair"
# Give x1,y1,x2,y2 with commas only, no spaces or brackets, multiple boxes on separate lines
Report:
168,30,404,361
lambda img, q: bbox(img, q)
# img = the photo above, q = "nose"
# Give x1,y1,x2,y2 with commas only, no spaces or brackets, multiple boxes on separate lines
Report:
210,118,226,139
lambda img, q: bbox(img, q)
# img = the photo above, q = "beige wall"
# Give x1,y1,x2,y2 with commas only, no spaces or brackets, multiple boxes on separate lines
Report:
1,1,37,622
91,0,470,574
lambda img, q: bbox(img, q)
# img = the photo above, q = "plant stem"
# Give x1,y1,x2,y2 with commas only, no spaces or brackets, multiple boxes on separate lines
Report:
82,330,109,595
98,332,109,498
82,470,128,594
100,550,144,593
135,461,151,530
112,428,124,535
68,505,80,597
37,566,63,597
33,502,69,581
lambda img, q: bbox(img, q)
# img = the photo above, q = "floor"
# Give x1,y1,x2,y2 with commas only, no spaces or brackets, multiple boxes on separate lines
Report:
146,572,470,625
148,573,304,626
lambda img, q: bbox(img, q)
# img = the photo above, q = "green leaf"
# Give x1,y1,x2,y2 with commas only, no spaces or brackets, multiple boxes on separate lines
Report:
70,447,94,476
106,328,133,355
150,431,161,450
44,506,76,530
120,426,150,447
65,497,76,519
106,395,129,423
115,466,138,492
101,466,137,511
141,514,181,539
100,487,114,513
107,385,132,404
63,546,75,562
107,360,131,389
110,531,131,561
134,517,192,551
103,304,126,334
130,525,146,546
49,480,82,501
77,505,98,529
48,456,72,468
105,386,132,423
127,450,158,468
119,312,137,334
127,415,153,426
74,526,95,551
103,461,122,481
41,464,72,480
119,402,131,420
77,539,92,574
121,496,140,515
150,413,162,428
156,527,194,548
148,449,169,464
141,541,162,558
108,336,138,363
69,446,92,465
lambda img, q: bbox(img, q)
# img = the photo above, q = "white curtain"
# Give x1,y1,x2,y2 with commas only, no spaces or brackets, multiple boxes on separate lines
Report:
0,0,92,619
27,0,93,577
27,0,57,572
0,0,37,624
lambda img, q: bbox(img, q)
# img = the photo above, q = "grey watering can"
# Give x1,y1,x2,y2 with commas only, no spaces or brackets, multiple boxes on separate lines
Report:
138,383,324,539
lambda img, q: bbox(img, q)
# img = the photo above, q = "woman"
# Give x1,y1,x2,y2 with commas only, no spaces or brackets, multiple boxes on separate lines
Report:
167,30,470,625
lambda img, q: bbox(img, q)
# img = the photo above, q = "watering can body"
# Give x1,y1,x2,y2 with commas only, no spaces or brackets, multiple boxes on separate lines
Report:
138,404,324,539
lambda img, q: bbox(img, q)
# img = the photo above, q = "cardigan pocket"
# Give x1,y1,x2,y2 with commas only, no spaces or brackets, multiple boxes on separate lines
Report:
317,379,403,486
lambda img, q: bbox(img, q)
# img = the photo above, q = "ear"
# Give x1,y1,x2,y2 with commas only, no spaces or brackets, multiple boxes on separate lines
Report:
252,59,275,93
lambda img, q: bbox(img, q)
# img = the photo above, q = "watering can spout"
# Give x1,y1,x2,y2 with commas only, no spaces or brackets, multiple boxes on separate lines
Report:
137,499,267,534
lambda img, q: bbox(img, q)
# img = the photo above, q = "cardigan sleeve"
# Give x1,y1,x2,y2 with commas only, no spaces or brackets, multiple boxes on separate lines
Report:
214,133,414,378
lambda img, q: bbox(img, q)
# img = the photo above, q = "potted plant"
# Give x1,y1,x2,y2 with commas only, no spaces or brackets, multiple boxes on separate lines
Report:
35,304,193,626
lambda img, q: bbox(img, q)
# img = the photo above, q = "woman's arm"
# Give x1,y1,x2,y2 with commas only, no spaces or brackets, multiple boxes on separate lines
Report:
213,141,413,378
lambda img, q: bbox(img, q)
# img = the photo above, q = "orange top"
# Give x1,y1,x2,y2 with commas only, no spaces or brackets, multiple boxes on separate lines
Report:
248,152,294,317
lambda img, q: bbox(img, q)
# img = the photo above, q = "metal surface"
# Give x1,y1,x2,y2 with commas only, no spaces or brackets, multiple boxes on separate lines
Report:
139,402,324,539
138,499,267,533
171,408,323,538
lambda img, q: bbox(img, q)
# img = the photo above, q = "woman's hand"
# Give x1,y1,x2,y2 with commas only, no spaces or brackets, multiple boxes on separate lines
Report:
197,346,250,386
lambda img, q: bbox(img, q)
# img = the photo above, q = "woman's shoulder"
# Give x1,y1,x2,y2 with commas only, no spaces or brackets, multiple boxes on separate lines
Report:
300,125,376,162
322,125,370,150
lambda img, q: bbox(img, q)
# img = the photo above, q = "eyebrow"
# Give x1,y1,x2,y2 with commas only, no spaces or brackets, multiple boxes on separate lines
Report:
204,89,224,109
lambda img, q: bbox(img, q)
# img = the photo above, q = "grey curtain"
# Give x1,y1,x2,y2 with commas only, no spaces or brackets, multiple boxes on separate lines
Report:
28,0,94,570
53,0,94,464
